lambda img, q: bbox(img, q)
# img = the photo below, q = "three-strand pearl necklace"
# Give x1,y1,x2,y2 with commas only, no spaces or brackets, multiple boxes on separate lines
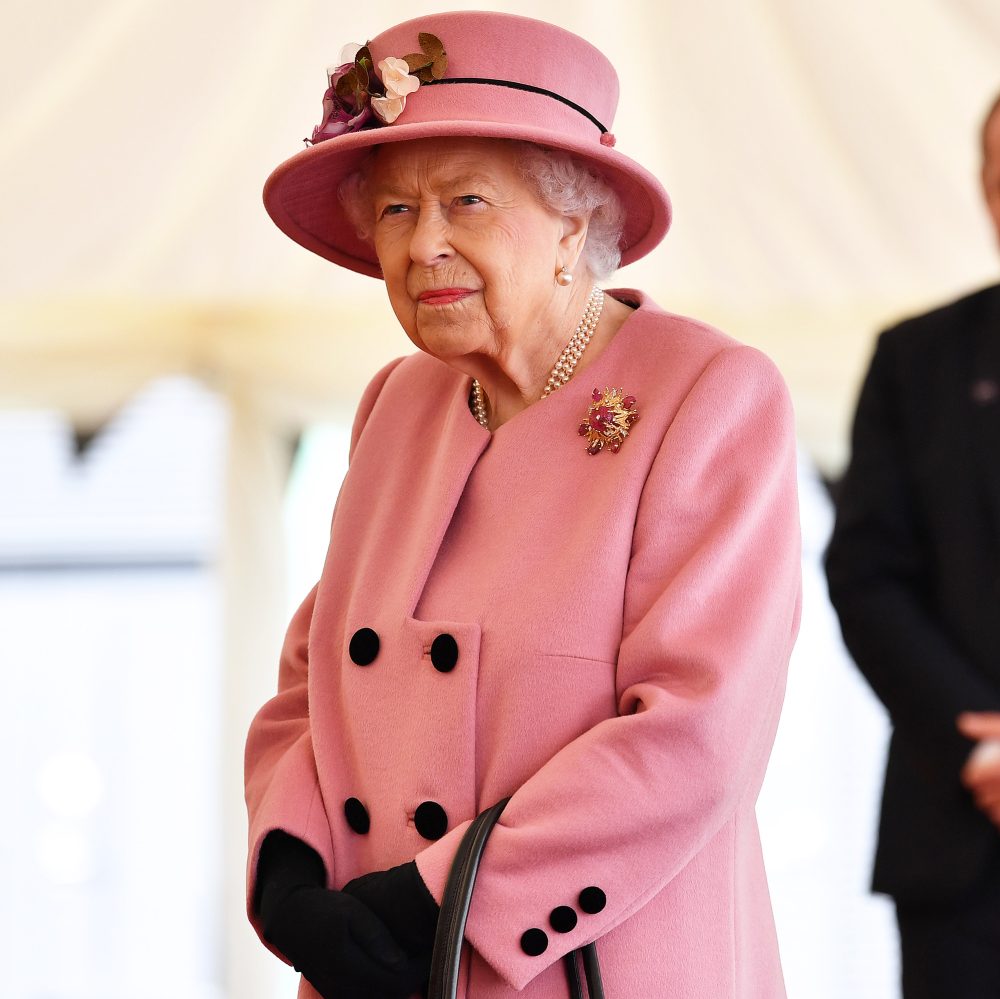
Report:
471,286,606,429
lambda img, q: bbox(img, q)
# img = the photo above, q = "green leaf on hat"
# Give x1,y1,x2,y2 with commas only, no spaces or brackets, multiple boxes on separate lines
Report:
354,46,375,90
335,67,358,100
355,45,374,71
354,45,385,96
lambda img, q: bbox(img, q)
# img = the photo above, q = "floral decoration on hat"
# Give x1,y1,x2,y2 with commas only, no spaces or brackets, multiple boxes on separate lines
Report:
308,33,447,143
401,32,448,82
578,387,639,454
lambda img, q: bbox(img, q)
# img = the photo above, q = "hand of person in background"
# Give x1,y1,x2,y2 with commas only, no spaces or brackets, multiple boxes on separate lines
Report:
957,713,1000,828
255,830,426,999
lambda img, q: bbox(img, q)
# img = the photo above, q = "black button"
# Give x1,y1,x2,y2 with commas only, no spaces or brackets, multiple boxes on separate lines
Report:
549,905,578,933
578,886,606,914
430,633,459,673
520,928,548,956
349,628,380,666
344,798,370,834
414,801,449,840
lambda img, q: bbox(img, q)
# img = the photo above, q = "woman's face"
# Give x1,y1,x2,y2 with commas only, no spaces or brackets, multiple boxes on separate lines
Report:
367,137,583,368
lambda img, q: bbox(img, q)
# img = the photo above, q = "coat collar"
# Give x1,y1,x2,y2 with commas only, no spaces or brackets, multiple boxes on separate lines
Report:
332,289,659,620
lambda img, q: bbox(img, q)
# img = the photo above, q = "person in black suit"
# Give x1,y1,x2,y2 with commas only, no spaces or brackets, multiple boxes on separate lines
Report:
825,91,1000,999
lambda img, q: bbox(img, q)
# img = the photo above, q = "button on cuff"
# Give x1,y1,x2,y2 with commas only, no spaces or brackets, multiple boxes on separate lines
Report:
520,927,549,956
549,905,578,933
578,886,606,914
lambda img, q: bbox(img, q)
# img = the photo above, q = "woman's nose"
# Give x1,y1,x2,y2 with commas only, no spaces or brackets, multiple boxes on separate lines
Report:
408,208,452,266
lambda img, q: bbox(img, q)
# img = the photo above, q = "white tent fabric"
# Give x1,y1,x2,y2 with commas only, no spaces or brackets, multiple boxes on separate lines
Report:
4,0,1000,467
3,3,1000,997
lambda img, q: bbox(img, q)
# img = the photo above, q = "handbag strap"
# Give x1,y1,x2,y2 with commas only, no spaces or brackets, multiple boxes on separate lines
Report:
426,795,605,999
564,950,584,999
427,797,511,999
564,944,605,999
581,942,606,999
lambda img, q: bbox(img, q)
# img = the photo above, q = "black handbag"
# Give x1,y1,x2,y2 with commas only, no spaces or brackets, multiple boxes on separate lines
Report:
427,798,605,999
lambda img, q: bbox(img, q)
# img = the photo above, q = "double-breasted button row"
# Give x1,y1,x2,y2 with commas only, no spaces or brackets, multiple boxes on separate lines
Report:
519,886,607,956
343,629,456,848
348,628,460,673
342,797,450,841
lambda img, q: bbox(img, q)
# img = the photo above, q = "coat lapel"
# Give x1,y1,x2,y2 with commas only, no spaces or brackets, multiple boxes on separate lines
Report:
328,358,491,621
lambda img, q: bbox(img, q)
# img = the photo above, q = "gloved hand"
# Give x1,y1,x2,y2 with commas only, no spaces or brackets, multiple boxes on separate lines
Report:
343,860,440,957
262,884,427,998
255,830,426,999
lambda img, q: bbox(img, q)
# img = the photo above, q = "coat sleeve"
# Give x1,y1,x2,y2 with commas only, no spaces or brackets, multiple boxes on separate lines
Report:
413,344,802,990
243,355,405,954
824,330,1000,749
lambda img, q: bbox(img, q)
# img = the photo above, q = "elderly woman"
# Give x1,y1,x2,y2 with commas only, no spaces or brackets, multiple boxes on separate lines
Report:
245,11,801,999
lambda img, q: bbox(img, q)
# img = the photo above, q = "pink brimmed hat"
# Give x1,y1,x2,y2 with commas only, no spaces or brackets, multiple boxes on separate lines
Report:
263,11,672,279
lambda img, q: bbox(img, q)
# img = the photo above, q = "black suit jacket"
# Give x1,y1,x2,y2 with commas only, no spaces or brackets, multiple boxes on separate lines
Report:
826,283,1000,904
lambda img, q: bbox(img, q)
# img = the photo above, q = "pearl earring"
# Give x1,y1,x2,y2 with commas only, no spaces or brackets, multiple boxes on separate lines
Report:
556,267,573,286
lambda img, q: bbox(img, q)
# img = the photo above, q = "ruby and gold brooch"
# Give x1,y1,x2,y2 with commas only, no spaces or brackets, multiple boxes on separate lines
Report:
578,387,639,454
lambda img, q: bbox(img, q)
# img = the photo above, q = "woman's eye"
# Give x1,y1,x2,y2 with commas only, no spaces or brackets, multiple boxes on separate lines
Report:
455,195,483,207
381,204,409,217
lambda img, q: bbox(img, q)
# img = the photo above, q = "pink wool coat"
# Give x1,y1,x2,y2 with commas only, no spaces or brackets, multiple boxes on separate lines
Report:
245,290,802,998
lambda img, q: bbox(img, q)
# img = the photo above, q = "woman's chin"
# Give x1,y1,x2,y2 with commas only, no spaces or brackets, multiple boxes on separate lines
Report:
413,320,487,363
419,341,483,368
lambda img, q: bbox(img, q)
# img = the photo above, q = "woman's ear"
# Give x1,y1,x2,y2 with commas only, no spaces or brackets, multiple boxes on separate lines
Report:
557,211,591,274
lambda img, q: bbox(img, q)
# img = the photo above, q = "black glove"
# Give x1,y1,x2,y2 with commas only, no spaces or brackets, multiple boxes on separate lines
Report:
342,860,440,957
255,830,426,999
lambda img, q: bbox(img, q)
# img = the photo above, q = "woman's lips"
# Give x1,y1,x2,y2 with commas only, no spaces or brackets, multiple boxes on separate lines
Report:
417,288,475,306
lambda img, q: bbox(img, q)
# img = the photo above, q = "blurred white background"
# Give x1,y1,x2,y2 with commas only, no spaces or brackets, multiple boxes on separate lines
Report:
4,0,1000,996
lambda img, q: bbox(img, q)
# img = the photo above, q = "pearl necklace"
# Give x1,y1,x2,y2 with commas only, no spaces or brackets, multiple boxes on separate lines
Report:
471,287,605,429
